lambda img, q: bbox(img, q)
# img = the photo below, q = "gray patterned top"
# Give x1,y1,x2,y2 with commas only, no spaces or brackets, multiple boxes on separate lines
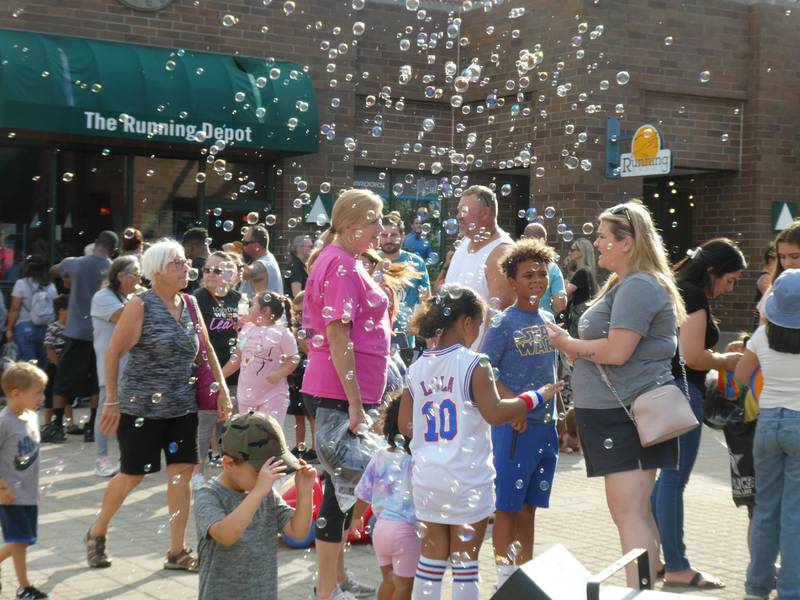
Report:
119,290,199,418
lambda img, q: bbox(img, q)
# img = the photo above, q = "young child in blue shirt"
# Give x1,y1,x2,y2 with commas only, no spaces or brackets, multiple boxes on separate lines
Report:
481,238,563,589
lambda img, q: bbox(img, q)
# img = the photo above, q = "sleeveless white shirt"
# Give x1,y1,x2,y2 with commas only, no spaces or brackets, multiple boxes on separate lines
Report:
407,344,495,524
444,231,513,349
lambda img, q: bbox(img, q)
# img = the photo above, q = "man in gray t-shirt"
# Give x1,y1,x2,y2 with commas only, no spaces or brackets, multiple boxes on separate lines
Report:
570,272,678,409
240,225,284,297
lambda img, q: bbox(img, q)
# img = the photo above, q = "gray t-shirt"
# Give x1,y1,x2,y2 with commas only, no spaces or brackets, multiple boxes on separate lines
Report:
195,478,294,600
60,255,111,340
91,288,130,384
240,253,284,297
571,272,677,410
0,408,40,505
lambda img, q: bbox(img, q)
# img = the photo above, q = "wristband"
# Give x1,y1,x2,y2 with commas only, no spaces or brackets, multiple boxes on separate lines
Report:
517,390,543,412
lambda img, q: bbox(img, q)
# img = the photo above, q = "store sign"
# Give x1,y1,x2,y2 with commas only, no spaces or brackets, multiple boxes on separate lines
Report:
620,125,672,177
305,192,333,225
353,170,389,198
84,111,254,144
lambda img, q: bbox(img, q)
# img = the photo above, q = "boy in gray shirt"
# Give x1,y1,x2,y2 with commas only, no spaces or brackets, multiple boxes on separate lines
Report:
0,362,49,599
194,411,317,600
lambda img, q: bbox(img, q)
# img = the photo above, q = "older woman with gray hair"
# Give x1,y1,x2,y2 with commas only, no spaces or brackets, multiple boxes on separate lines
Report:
85,240,231,572
284,234,313,298
90,255,142,478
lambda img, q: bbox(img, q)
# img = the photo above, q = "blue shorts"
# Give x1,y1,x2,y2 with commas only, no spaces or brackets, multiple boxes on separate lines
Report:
492,423,558,512
0,505,37,544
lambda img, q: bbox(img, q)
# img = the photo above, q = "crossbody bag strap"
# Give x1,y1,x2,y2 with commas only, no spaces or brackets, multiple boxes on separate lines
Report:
676,328,691,399
595,363,636,423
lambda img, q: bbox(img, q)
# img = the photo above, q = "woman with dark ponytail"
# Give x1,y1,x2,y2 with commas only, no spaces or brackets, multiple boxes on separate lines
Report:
651,238,746,589
221,290,299,424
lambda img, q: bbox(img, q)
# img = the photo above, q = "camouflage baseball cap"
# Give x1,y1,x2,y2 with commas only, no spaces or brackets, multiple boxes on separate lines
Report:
219,411,302,474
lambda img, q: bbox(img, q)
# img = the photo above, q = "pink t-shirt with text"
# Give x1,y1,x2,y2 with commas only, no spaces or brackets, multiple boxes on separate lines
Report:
236,323,298,407
301,244,390,404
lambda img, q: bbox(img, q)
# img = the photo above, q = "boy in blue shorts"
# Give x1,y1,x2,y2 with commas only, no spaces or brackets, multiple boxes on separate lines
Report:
481,238,563,588
0,362,49,599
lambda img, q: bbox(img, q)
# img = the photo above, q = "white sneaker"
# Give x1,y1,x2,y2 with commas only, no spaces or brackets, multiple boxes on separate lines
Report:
312,584,356,600
94,457,119,478
190,474,206,490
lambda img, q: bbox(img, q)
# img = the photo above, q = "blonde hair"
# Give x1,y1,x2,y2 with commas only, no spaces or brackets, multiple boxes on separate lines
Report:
572,237,598,294
140,239,185,281
308,188,384,270
596,200,687,325
2,362,48,396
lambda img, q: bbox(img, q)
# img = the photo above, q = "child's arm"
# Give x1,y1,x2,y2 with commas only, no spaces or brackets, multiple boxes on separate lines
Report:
399,389,413,438
207,458,287,547
471,362,563,428
348,499,370,539
282,463,318,540
221,354,240,379
266,356,300,384
734,348,760,389
46,346,59,366
0,478,15,505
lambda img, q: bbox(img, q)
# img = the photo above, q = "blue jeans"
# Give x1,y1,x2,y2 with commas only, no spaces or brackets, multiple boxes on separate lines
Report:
651,378,703,572
14,321,47,366
94,387,111,459
746,408,800,599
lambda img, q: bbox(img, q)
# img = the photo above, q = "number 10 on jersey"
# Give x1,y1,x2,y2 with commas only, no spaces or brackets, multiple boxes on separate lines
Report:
422,399,457,442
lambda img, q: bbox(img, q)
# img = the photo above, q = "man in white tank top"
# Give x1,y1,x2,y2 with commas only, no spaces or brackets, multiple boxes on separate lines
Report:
442,185,514,349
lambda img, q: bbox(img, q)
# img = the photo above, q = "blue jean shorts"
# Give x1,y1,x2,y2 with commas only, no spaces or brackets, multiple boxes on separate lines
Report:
492,423,559,512
0,505,38,544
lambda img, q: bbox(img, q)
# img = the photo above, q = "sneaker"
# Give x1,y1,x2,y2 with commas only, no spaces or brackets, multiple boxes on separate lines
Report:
40,423,66,444
312,585,356,600
65,423,83,435
304,449,318,463
94,457,118,478
290,446,303,458
16,586,47,599
85,528,112,568
191,474,206,490
84,425,95,443
340,571,375,598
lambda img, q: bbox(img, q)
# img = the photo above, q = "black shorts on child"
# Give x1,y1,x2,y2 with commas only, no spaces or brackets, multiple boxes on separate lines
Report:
0,505,38,544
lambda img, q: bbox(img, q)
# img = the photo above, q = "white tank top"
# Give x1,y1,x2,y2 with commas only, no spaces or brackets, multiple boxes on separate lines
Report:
444,231,513,349
407,344,495,524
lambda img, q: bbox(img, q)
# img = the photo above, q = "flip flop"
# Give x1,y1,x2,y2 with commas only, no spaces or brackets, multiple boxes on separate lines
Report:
663,571,725,590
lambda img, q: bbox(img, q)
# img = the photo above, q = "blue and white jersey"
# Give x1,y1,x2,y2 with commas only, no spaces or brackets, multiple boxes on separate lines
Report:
407,344,495,524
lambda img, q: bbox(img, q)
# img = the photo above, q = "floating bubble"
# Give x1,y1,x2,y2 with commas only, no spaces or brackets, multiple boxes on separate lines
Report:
168,441,179,454
222,14,238,27
443,218,459,235
187,268,199,281
422,118,435,132
371,125,383,137
457,524,475,542
616,71,630,85
539,480,550,492
283,1,295,15
352,21,365,36
544,206,556,219
392,183,404,196
316,517,327,529
222,220,234,232
582,222,595,235
165,60,176,71
195,173,206,184
603,438,614,450
246,211,259,225
265,214,277,226
720,133,729,142
564,155,579,170
525,207,537,222
580,159,592,171
535,166,545,178
352,0,364,8
144,463,152,472
62,172,74,183
562,230,574,242
311,334,324,348
699,70,711,83
664,36,674,46
514,479,524,490
134,417,145,428
501,183,512,196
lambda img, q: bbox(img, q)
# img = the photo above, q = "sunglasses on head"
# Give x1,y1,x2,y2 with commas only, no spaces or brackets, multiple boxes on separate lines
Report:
609,204,634,235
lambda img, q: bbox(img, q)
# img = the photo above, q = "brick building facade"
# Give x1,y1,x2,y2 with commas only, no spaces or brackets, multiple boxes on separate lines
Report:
0,0,797,331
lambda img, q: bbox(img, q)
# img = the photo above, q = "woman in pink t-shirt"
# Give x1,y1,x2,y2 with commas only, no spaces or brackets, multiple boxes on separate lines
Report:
223,291,299,424
303,188,390,600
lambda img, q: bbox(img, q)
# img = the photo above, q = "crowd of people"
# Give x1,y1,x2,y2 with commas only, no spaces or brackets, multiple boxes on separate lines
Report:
0,185,798,600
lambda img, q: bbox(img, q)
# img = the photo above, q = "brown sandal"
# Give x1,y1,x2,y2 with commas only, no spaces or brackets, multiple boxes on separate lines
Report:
85,529,112,568
164,548,198,572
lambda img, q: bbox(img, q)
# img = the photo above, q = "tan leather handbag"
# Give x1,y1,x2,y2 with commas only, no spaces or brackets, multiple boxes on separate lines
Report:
597,346,699,447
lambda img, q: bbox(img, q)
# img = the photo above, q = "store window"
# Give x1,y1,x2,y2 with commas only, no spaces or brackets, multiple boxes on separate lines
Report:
57,149,126,261
0,146,52,283
132,156,199,241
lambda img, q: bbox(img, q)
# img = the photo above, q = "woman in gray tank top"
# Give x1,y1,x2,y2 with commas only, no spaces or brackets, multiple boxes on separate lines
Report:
85,240,231,572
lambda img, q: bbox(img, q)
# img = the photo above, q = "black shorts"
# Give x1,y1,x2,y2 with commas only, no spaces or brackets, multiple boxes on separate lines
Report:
724,421,756,507
287,387,307,416
0,505,37,544
575,406,679,477
117,412,199,475
53,338,98,398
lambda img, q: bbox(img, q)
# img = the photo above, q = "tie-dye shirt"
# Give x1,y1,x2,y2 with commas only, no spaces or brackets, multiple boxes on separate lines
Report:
354,447,415,524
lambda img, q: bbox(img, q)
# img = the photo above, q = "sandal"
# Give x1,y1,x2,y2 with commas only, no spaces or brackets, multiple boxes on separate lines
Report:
663,571,725,589
164,548,198,572
85,528,112,568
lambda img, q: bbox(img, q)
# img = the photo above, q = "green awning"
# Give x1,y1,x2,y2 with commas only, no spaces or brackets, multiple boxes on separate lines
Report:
0,28,318,153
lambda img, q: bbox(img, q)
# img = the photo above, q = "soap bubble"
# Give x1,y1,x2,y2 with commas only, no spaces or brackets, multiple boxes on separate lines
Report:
720,133,729,142
316,517,327,529
582,222,595,235
134,417,145,428
544,206,556,219
616,71,630,85
246,212,259,225
603,438,614,450
187,268,199,281
222,14,238,27
416,522,428,539
443,218,459,235
457,524,475,542
501,184,512,196
353,21,365,36
514,479,524,490
62,172,74,183
664,36,674,46
422,118,435,132
562,231,574,242
539,480,550,492
195,173,206,184
699,70,711,83
222,220,234,232
168,441,179,454
525,208,537,222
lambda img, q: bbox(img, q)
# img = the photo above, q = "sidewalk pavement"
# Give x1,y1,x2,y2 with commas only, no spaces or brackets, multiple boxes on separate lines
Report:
6,411,750,599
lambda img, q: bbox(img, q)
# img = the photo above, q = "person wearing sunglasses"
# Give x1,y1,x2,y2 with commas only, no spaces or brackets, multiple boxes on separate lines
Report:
240,225,284,298
544,201,687,588
182,227,211,294
192,251,242,488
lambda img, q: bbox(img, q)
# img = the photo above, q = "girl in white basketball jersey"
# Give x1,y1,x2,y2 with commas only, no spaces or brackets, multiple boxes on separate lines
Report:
399,284,562,600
